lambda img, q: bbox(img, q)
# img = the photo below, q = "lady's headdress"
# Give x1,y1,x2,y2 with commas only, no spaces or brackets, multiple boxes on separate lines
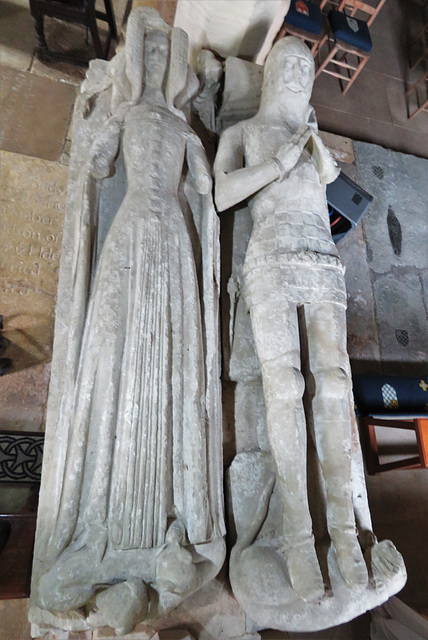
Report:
106,7,194,118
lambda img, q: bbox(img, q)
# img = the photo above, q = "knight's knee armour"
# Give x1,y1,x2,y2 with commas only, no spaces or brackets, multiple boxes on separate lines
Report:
314,366,351,401
262,359,305,404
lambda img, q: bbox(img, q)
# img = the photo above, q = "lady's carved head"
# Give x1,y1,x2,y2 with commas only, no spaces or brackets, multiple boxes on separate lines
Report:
144,29,170,89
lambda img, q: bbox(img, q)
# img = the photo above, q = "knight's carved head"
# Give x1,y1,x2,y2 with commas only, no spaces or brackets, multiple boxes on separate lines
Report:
262,37,315,103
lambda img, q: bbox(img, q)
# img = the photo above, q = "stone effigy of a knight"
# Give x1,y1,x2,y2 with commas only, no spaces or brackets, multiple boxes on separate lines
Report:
215,36,406,630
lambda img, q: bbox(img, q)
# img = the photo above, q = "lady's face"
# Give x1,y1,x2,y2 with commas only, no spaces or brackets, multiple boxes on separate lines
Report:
144,31,169,88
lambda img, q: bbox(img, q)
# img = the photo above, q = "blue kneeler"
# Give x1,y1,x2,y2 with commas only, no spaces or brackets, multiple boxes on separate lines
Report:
329,10,372,52
285,0,323,34
276,0,328,56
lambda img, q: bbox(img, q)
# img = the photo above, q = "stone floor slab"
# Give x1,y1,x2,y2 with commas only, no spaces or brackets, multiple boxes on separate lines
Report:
385,75,428,134
0,0,35,71
372,271,428,365
0,599,32,640
354,142,428,273
28,18,106,85
421,271,428,319
318,131,355,164
0,65,76,161
312,69,392,125
314,104,428,159
366,468,428,612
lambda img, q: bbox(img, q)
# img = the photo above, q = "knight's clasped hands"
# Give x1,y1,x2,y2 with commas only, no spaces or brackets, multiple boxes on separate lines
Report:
272,126,312,180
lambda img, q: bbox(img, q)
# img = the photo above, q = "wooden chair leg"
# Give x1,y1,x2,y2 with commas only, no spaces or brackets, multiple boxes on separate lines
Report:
410,47,428,71
310,41,319,55
411,19,428,49
315,42,339,79
104,0,118,41
342,55,369,95
406,70,427,96
416,419,428,468
0,514,37,599
30,11,48,56
87,3,104,59
360,417,379,475
409,95,428,119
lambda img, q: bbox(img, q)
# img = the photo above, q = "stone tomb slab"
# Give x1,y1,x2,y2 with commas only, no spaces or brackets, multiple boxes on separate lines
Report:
0,150,67,430
337,224,381,370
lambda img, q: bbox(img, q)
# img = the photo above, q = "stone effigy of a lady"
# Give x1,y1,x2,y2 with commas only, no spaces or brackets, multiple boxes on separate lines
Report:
29,8,225,634
215,37,406,630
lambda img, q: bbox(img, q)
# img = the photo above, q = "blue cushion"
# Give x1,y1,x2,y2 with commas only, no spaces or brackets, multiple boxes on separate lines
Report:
353,375,428,415
285,0,323,35
329,10,372,52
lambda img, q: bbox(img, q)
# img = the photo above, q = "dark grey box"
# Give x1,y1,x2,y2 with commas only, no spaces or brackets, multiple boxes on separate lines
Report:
327,171,373,243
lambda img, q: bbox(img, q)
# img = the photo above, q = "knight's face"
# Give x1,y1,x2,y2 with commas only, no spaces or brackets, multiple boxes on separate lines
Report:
144,31,169,87
262,40,315,108
281,54,313,94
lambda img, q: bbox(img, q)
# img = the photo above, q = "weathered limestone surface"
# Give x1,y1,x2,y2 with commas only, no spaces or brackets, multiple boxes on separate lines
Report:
0,150,67,430
132,0,177,28
217,57,264,134
30,8,225,636
215,37,406,631
31,581,247,639
174,0,290,65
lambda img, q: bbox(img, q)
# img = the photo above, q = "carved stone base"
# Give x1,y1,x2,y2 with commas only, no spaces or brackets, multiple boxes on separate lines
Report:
29,578,248,639
228,452,407,632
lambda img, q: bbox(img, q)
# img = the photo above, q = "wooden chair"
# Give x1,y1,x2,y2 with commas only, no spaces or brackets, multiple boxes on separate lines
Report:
29,0,117,64
360,417,428,474
409,17,428,71
315,0,387,94
275,0,330,56
353,375,428,474
0,513,38,599
406,17,428,119
406,70,428,120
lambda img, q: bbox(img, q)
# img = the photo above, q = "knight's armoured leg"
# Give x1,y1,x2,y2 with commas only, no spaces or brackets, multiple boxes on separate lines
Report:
304,302,368,586
249,296,324,601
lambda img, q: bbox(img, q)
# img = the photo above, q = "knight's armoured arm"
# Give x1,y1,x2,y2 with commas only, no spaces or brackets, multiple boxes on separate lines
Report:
214,125,281,212
308,131,340,185
186,134,212,195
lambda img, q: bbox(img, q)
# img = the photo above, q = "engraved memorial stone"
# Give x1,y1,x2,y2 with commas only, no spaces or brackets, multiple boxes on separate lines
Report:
0,151,68,431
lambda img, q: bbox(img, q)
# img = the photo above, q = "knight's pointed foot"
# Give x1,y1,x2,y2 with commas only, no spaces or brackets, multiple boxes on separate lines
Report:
331,531,368,587
369,539,406,586
281,539,325,602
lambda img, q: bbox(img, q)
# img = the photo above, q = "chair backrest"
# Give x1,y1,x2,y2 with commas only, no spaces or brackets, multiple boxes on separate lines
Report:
337,0,387,26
